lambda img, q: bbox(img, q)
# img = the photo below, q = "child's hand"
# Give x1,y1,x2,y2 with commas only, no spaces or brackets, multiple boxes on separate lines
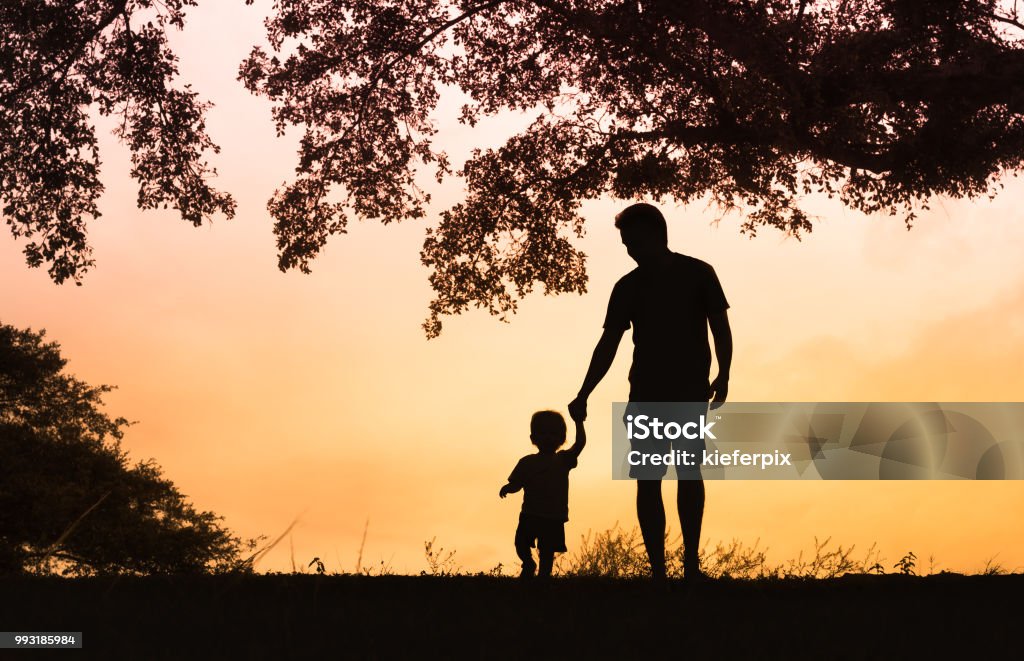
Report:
568,396,587,422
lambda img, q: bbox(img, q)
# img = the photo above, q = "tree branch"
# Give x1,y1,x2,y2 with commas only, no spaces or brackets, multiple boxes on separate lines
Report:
1,0,129,107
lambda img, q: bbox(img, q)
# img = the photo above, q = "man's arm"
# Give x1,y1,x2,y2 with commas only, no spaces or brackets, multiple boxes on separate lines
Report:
708,310,733,409
569,327,625,421
564,419,587,459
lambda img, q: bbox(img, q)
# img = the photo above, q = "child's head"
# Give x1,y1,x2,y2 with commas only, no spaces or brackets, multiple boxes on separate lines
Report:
530,410,567,452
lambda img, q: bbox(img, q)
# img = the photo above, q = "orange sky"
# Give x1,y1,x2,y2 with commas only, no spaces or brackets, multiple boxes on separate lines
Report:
2,1,1024,575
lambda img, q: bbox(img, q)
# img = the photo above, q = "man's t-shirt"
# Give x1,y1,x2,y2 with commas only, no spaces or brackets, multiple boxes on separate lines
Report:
508,451,578,522
603,252,729,396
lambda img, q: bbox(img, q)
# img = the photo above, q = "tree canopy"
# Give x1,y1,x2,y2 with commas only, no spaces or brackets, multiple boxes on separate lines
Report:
6,2,1024,335
0,322,253,576
1,0,235,285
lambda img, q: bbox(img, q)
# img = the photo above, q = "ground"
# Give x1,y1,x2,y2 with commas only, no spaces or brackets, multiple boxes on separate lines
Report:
0,574,1020,659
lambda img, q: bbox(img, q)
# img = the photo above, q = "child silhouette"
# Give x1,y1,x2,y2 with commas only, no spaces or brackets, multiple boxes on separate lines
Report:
499,410,586,578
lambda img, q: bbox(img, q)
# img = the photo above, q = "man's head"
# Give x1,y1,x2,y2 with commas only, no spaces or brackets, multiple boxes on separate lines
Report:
614,203,669,266
530,410,567,452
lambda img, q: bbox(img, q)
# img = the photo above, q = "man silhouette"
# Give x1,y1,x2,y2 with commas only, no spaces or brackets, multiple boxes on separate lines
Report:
569,203,732,580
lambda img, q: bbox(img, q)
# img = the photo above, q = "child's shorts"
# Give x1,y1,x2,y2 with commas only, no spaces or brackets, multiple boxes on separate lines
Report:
515,512,567,553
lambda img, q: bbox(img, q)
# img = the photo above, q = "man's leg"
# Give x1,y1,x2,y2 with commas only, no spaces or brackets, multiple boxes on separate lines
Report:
677,478,705,576
637,480,666,578
676,398,709,577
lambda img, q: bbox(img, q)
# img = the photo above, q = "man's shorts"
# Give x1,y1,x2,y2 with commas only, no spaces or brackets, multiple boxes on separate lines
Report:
625,388,710,480
515,512,567,553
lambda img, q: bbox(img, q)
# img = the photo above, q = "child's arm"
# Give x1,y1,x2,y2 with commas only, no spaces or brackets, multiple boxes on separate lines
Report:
499,481,523,498
501,458,528,498
565,418,587,459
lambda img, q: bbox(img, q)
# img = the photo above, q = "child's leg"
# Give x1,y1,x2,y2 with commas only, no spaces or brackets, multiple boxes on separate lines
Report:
515,517,537,577
516,542,536,577
537,548,555,577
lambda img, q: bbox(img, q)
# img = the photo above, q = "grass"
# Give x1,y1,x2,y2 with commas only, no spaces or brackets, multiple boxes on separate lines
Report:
93,512,1011,580
409,524,1018,579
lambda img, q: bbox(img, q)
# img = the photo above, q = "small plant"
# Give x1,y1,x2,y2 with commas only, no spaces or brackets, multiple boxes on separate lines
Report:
354,558,395,576
894,551,917,576
694,537,773,580
981,555,1006,576
859,543,885,576
474,562,505,577
308,557,326,575
781,537,870,579
355,519,369,574
560,524,650,578
423,538,459,576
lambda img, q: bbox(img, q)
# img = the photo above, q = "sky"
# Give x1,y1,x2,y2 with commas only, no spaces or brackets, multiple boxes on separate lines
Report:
3,1,1024,575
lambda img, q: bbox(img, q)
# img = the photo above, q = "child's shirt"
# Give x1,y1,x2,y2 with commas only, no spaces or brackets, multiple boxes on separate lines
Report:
508,450,578,522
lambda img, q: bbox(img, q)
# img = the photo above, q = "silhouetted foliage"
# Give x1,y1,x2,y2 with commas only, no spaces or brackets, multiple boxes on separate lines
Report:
559,524,887,579
8,2,1024,336
0,323,252,576
0,0,235,285
240,0,1024,335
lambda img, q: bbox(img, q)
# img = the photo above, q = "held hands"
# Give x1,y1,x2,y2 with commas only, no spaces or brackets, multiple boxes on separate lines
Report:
568,396,588,422
710,374,729,410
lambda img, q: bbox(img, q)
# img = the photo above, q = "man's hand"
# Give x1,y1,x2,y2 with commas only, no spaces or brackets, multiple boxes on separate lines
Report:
708,311,732,411
710,374,729,410
568,396,588,422
499,485,510,498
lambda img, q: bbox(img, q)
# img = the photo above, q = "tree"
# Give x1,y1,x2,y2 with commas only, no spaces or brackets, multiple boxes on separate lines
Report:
7,2,1024,336
239,0,1024,336
0,0,235,285
0,322,253,576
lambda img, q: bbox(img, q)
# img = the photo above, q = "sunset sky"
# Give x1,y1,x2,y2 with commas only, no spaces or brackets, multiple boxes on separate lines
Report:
3,1,1024,575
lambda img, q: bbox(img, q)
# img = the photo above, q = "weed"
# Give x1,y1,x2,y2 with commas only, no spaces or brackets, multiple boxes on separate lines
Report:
559,524,649,578
422,538,459,576
559,525,891,579
981,555,1006,576
894,551,917,576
